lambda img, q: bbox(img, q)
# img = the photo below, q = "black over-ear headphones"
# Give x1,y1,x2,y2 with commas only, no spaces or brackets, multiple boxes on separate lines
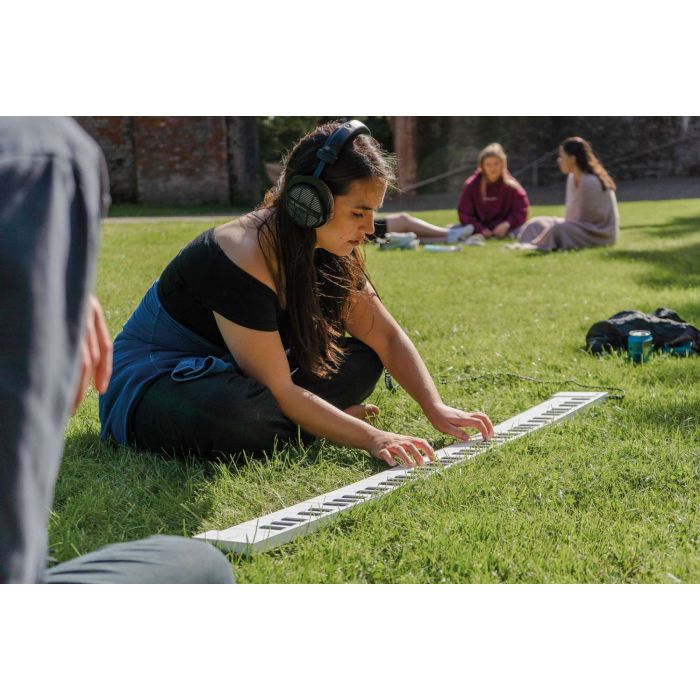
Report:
284,120,371,229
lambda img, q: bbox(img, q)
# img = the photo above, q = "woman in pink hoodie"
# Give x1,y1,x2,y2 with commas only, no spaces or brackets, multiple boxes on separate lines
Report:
457,143,530,242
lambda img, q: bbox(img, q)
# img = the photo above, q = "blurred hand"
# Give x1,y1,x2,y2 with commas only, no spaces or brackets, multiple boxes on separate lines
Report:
367,430,435,468
493,222,511,238
426,403,495,443
531,229,551,248
481,228,493,239
72,295,113,414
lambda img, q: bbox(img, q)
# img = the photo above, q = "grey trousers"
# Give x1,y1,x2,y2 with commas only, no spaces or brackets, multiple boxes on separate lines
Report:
0,118,233,583
44,535,233,584
517,216,615,251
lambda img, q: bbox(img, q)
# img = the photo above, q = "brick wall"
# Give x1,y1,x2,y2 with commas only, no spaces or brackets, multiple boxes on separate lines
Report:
77,116,259,206
74,116,136,202
132,117,229,205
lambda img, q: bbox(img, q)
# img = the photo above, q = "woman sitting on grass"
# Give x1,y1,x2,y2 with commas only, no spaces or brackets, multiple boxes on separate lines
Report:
99,121,494,466
512,137,619,251
456,143,530,243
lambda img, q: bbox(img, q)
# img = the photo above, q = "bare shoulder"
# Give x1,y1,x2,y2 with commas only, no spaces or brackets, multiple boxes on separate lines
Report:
214,211,277,293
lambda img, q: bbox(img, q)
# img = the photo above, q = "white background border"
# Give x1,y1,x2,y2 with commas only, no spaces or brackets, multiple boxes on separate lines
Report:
3,1,698,696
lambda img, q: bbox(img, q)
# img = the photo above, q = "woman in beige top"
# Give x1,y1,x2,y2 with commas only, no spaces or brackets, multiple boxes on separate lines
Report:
513,136,619,251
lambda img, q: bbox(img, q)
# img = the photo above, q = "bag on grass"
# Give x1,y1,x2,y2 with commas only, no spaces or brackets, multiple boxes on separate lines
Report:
585,308,700,355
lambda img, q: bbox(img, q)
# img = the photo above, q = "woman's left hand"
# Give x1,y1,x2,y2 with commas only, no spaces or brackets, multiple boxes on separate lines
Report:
72,294,113,414
426,403,495,442
493,222,511,238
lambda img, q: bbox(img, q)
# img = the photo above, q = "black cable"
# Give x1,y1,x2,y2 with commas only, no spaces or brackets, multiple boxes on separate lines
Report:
386,367,624,400
439,370,626,401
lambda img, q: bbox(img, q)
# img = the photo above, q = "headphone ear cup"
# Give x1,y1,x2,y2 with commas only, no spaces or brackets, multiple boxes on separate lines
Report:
285,176,334,229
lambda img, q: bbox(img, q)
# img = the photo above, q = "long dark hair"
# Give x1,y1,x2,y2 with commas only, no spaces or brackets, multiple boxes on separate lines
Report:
255,122,395,378
561,136,616,191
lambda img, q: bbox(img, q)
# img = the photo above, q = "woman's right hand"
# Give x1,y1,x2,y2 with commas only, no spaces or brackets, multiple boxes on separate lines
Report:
366,430,435,468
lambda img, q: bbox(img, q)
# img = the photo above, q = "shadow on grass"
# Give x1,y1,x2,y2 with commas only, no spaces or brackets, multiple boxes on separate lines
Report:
57,432,224,539
56,429,345,553
630,395,700,435
607,216,700,321
620,214,700,238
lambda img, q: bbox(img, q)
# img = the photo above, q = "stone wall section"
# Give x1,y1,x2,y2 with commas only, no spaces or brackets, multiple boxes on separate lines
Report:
408,116,700,194
75,116,136,202
132,117,229,205
78,116,700,203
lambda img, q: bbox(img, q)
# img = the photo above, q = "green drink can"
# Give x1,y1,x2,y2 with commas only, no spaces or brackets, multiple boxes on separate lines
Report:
628,330,653,363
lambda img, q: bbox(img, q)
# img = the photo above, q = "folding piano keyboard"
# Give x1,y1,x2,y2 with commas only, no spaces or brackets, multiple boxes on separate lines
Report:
194,391,607,554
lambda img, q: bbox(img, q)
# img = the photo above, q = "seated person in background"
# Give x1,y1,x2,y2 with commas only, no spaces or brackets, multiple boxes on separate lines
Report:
513,137,619,251
457,143,530,242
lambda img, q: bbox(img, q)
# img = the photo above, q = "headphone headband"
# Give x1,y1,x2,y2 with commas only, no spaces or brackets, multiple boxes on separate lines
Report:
285,119,371,229
312,120,370,178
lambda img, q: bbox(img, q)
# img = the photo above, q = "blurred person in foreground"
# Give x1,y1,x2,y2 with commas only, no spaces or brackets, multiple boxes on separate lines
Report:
0,117,233,583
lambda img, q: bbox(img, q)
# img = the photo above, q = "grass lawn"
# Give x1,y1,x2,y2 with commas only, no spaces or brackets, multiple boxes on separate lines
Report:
107,203,246,218
52,198,700,582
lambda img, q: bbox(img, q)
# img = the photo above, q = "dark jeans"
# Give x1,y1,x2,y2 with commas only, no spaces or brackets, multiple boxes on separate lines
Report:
44,535,233,584
130,337,384,458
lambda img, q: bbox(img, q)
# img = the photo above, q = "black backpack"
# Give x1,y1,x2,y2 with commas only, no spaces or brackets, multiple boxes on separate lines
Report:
586,308,700,355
